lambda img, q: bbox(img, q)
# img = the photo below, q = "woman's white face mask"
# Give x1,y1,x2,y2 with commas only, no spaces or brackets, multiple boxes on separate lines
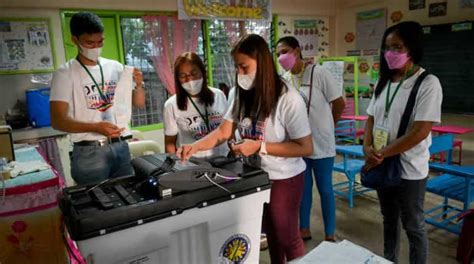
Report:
237,71,256,90
182,78,203,96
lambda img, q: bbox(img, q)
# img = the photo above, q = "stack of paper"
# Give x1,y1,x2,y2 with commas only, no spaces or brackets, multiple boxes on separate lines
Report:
292,240,392,264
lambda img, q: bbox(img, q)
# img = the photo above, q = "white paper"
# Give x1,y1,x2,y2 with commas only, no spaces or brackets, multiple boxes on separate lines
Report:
321,61,344,94
114,65,134,137
291,240,392,264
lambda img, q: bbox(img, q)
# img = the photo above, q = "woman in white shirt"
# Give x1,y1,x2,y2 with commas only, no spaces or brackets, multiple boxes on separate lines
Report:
276,36,345,242
178,34,313,263
163,52,228,158
364,21,442,264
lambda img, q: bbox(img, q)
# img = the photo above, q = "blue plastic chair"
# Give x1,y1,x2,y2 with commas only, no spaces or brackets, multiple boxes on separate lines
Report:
335,120,357,144
333,145,373,208
425,134,474,234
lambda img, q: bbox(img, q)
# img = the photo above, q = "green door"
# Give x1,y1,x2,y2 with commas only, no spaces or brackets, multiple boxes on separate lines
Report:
62,14,122,63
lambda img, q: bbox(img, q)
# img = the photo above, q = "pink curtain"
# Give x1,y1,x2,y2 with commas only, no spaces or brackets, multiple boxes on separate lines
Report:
143,16,201,95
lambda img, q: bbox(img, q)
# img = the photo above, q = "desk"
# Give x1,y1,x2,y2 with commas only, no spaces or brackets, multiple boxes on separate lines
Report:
432,125,474,135
425,163,474,234
336,145,364,157
341,115,369,121
0,147,67,264
431,125,474,164
334,145,371,207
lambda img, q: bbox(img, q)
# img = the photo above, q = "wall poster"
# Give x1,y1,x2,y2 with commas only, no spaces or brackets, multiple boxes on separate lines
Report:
0,18,56,74
356,9,386,50
277,16,330,62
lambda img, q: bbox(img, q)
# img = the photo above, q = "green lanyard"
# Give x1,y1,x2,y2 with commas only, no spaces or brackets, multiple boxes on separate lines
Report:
187,96,211,132
77,58,108,103
384,65,416,119
291,65,305,91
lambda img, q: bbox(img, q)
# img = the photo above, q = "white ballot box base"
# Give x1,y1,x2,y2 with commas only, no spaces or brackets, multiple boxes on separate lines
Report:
77,190,270,264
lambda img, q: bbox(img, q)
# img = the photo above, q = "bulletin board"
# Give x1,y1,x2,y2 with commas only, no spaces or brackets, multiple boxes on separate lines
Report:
277,15,330,61
0,18,57,75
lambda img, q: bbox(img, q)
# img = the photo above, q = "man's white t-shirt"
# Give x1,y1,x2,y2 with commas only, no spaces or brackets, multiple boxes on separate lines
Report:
283,64,342,159
50,57,124,143
163,88,229,158
367,68,443,180
224,84,312,180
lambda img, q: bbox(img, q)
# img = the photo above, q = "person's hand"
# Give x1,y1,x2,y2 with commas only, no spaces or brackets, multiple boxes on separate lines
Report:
95,122,124,138
363,146,384,171
176,144,199,160
133,68,143,87
231,139,261,157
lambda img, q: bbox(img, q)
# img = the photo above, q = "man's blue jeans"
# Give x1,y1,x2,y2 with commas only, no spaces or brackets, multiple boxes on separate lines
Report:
70,141,133,185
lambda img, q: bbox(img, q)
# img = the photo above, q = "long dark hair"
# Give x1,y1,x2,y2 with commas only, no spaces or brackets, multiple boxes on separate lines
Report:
276,36,303,59
174,52,214,111
231,34,287,119
375,21,424,98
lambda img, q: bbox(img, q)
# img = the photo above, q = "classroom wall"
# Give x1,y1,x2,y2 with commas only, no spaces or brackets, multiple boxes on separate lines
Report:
335,0,474,55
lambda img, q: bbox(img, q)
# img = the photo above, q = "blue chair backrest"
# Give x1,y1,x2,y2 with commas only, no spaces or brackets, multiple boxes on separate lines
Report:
335,120,356,143
429,134,454,163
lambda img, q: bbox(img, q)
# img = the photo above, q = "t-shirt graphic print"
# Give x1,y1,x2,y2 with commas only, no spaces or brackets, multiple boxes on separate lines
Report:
83,79,117,111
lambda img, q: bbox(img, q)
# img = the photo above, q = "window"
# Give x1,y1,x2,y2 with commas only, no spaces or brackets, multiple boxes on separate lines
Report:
207,20,273,88
121,18,166,127
121,17,204,127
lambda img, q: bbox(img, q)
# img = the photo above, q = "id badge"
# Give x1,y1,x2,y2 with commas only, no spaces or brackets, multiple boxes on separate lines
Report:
373,125,389,151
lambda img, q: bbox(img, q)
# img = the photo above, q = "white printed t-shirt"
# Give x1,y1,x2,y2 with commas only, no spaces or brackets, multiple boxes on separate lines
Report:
367,68,443,180
283,64,342,159
225,83,312,180
163,88,229,158
50,57,124,143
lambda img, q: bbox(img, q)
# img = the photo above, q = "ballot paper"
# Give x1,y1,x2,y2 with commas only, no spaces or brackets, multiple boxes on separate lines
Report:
291,240,392,264
114,65,134,138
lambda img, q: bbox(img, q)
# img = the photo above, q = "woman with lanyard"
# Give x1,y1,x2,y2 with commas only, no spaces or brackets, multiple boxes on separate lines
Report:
177,34,313,263
363,21,442,264
275,36,345,242
163,52,229,158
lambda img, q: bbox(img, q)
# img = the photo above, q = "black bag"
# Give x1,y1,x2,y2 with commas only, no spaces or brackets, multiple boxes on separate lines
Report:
361,71,429,189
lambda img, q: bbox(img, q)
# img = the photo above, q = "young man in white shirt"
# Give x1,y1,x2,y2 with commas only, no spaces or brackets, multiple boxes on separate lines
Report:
50,12,145,184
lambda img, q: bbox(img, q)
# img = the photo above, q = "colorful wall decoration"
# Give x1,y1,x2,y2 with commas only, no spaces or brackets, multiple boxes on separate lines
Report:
177,0,272,21
277,16,330,61
0,18,56,74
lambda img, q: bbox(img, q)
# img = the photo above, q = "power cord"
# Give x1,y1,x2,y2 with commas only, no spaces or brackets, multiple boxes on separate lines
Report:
202,172,232,193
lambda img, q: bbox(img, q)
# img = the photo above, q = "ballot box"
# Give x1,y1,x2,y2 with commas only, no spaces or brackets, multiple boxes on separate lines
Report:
60,155,270,264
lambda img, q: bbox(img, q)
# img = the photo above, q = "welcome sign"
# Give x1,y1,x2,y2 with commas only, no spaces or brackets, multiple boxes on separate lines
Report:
178,0,272,21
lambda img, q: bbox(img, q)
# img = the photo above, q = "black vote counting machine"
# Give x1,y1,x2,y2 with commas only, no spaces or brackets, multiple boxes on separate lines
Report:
59,154,270,241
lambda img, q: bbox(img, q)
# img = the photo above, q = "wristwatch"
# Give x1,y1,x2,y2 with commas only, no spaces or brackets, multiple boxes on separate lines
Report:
259,141,267,155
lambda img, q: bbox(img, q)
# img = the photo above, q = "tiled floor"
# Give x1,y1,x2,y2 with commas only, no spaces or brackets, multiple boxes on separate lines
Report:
259,113,474,264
